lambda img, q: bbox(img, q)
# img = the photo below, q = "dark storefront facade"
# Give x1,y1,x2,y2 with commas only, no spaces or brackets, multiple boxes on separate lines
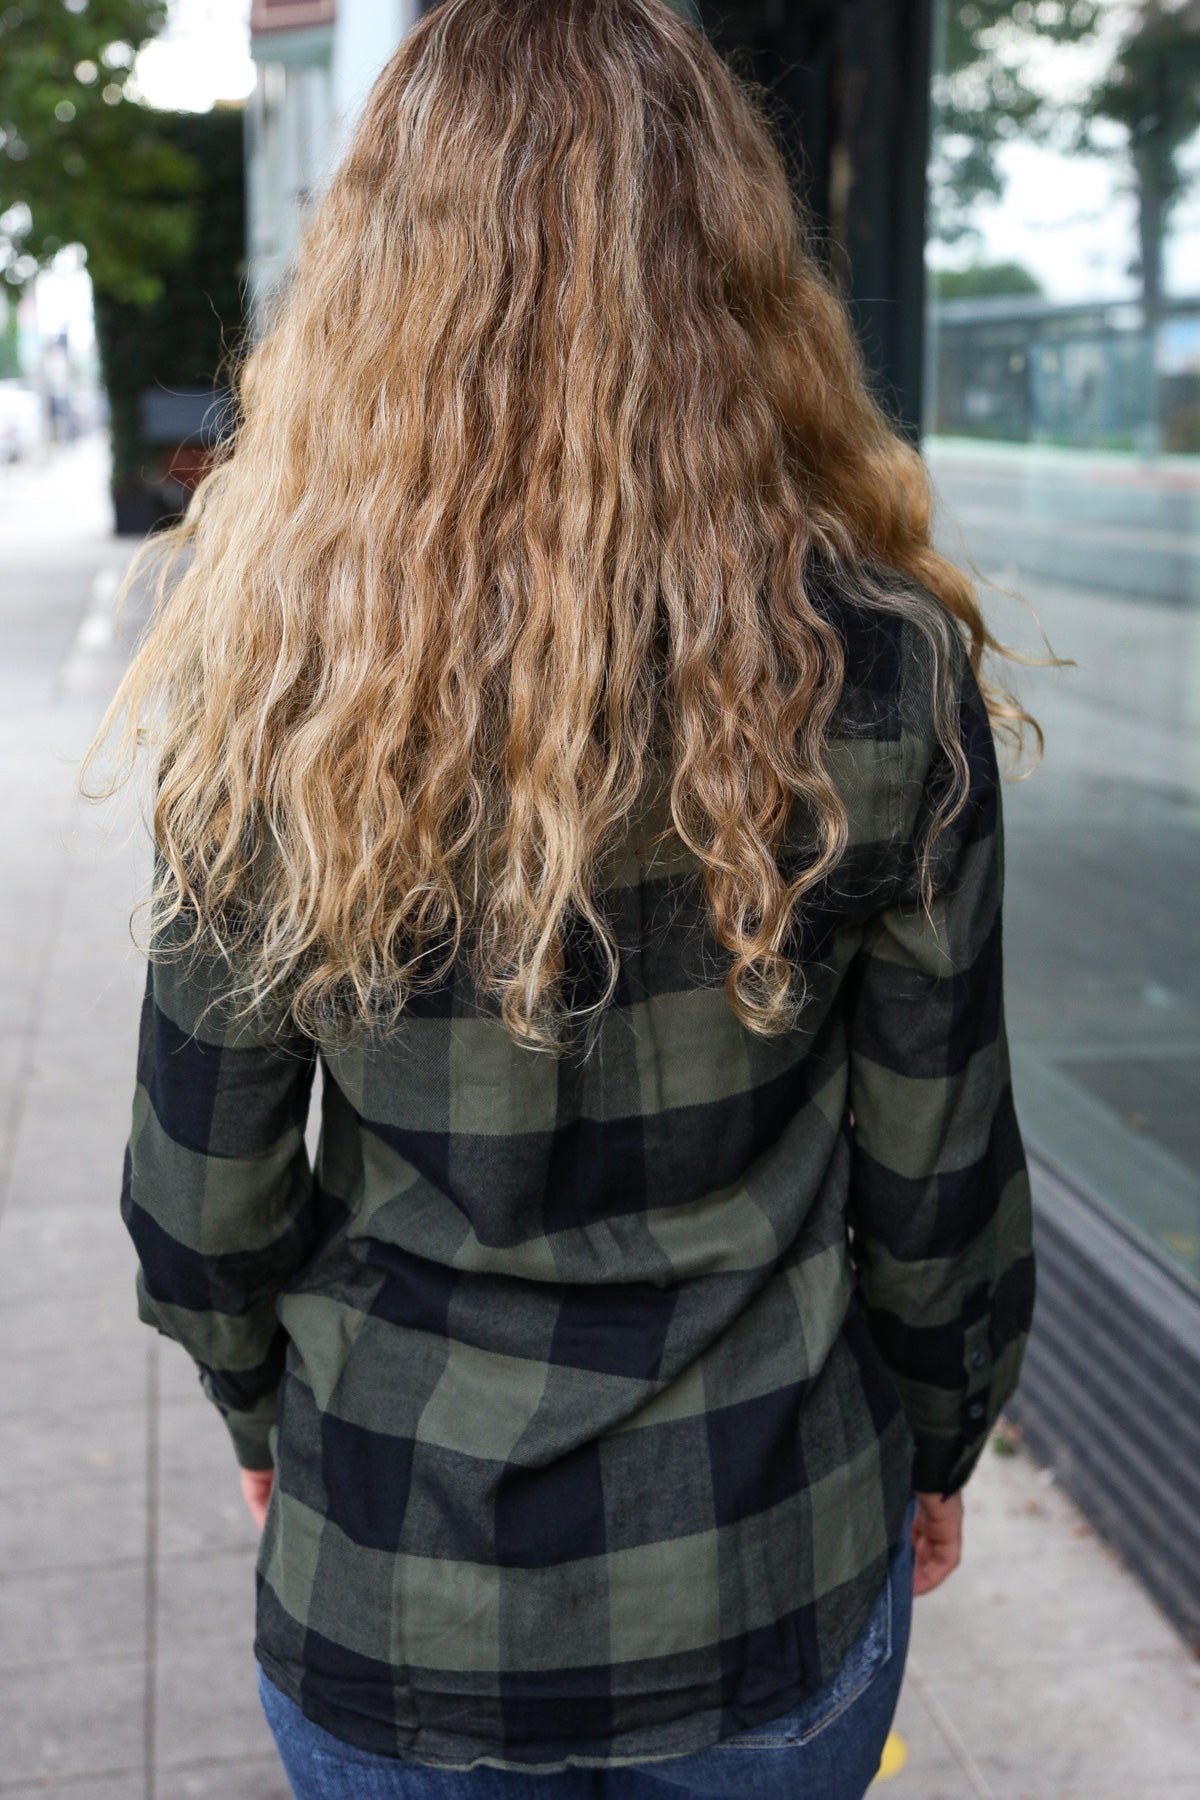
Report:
688,0,1200,1645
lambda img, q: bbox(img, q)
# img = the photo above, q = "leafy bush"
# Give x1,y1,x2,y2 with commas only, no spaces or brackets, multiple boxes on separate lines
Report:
91,104,246,515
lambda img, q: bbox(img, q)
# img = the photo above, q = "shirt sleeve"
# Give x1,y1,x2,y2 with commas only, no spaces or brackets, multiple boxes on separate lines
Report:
845,638,1037,1499
119,863,320,1470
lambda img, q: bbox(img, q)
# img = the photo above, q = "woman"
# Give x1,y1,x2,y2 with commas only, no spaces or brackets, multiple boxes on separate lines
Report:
79,1,1040,1794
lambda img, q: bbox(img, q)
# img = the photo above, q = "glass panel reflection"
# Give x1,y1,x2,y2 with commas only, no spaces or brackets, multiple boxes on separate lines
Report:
923,0,1200,1290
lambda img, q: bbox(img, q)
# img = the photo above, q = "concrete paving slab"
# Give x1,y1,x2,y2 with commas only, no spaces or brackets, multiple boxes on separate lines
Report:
156,1547,258,1649
155,1639,281,1771
0,1307,147,1418
887,1446,1200,1790
156,1400,263,1562
163,1756,292,1798
908,1460,1189,1672
0,1656,145,1788
1037,1791,1200,1800
870,1677,980,1798
5,1150,134,1215
0,1780,144,1800
0,1208,138,1306
0,1562,144,1672
0,1290,146,1360
5,1050,139,1215
0,1400,145,1490
0,1471,146,1576
917,1648,1200,1792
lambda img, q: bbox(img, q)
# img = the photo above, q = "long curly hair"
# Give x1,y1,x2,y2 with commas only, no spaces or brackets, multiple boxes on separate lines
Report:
79,0,1042,1057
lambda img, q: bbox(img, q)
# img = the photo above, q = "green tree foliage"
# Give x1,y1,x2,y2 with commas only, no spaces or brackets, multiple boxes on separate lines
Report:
932,0,1107,248
0,0,200,302
935,0,1200,311
929,258,1044,296
1072,0,1200,317
92,103,246,492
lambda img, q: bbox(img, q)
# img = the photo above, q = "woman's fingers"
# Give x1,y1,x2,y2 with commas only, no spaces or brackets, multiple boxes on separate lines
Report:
911,1488,964,1596
240,1466,275,1531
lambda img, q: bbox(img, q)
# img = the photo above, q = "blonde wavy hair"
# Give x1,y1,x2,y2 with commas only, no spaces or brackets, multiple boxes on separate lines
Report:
79,0,1045,1058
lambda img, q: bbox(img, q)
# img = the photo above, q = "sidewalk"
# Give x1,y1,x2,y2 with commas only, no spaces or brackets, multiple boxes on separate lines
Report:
1,437,1197,1797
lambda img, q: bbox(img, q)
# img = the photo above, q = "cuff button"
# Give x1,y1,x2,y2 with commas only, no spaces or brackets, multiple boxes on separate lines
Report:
967,1400,986,1420
969,1348,988,1370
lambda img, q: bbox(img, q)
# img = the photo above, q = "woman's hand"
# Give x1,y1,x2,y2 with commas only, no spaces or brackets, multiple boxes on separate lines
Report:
240,1466,275,1530
911,1489,963,1595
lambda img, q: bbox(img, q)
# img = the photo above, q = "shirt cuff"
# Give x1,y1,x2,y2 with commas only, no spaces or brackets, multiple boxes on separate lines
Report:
910,1317,1030,1497
910,1427,986,1499
196,1368,279,1471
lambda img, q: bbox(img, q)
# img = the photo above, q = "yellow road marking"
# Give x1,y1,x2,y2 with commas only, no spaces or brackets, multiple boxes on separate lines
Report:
872,1730,908,1780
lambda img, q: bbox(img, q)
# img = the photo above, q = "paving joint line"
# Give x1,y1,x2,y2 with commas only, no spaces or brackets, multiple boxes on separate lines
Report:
908,1657,996,1799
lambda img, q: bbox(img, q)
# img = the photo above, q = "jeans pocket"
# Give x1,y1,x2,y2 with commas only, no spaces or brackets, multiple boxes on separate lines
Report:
717,1572,893,1751
718,1494,916,1754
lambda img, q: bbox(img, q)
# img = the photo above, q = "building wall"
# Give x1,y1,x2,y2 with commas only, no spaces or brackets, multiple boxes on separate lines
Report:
246,0,422,317
331,0,421,161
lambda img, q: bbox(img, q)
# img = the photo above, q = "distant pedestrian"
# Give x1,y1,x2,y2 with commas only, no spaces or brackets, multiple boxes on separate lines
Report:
79,2,1037,1795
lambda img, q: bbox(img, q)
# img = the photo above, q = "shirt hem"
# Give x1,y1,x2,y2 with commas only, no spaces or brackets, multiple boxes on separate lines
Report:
252,1490,911,1774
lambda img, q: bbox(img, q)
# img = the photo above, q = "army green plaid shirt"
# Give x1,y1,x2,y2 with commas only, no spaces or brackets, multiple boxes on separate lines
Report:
120,566,1035,1771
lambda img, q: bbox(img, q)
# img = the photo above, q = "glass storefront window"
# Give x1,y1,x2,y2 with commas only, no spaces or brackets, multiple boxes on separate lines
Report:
923,0,1200,1291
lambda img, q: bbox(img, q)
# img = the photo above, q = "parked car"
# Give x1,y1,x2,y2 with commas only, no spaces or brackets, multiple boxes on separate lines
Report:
0,381,45,462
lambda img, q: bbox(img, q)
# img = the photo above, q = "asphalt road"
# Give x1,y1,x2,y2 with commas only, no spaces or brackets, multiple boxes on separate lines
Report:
926,438,1200,609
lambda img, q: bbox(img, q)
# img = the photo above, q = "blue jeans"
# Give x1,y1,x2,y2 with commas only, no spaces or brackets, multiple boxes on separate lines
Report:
258,1492,917,1800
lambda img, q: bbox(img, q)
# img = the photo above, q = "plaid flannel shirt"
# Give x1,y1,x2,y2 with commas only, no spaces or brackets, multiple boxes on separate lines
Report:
120,565,1035,1771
